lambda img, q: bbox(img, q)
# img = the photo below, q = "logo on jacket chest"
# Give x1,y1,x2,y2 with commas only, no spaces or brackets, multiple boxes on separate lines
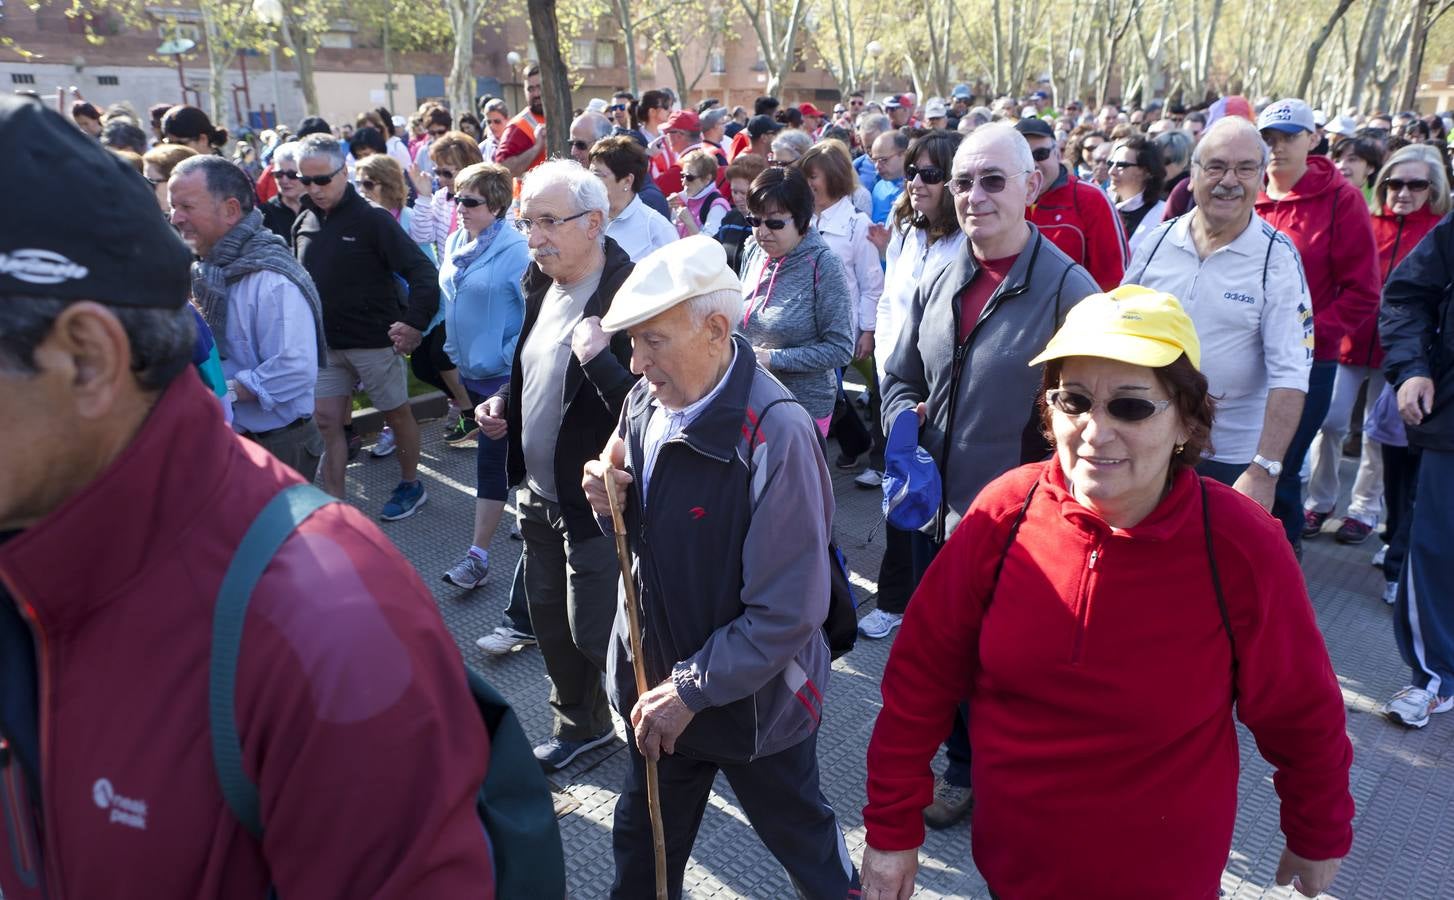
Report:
92,777,148,830
1221,290,1256,305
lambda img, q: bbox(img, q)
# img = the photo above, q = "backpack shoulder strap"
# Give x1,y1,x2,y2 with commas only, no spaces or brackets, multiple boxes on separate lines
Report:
990,478,1039,593
1199,479,1239,700
745,396,804,488
210,483,337,839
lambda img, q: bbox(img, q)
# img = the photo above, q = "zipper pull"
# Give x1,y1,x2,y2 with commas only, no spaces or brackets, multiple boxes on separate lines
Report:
1088,548,1100,570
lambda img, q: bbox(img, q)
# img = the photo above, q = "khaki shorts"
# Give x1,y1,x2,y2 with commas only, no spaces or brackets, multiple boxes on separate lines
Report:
315,346,408,411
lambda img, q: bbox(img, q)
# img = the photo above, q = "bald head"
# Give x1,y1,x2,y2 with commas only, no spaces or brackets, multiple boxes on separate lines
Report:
570,112,613,164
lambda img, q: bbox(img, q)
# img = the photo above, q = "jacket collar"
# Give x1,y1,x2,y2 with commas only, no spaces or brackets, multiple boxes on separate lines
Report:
813,196,857,236
1036,457,1199,542
947,222,1045,297
0,372,243,635
1170,210,1270,259
627,334,757,463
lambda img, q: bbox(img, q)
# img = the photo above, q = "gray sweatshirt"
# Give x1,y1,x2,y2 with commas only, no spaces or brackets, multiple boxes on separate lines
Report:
738,229,855,419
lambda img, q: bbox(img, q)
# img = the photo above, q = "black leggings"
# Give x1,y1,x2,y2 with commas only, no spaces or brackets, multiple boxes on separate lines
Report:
409,325,458,395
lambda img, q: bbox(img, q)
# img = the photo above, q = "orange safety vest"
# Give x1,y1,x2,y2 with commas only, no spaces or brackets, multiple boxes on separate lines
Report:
506,110,546,199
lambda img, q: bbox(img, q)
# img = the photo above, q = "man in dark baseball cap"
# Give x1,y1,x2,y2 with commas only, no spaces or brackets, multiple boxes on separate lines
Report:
744,113,782,158
0,94,502,897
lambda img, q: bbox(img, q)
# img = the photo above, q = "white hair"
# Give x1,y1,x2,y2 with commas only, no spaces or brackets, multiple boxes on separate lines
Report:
685,287,742,327
296,133,345,170
954,121,1034,175
1191,116,1269,169
771,129,814,161
520,158,611,223
272,141,300,167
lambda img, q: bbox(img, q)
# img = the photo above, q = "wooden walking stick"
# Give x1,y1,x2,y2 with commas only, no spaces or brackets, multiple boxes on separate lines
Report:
603,470,670,900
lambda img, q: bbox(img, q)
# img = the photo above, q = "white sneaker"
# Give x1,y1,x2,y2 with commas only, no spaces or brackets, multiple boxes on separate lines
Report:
855,469,884,489
1372,544,1388,567
475,625,537,655
1383,581,1398,605
1384,685,1454,728
858,608,903,639
370,426,397,458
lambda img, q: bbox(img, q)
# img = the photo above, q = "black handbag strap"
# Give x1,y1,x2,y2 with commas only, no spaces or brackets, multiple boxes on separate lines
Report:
991,475,1239,699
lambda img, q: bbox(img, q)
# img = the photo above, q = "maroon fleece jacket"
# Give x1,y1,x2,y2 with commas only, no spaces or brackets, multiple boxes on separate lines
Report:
864,461,1354,899
0,371,493,899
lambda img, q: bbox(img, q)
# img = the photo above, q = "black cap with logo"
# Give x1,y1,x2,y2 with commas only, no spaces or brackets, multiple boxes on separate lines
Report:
746,115,783,139
0,95,192,308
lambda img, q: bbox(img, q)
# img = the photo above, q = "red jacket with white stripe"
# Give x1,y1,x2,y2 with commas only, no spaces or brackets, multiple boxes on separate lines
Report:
1341,205,1440,368
864,461,1354,899
0,371,493,900
1028,166,1128,290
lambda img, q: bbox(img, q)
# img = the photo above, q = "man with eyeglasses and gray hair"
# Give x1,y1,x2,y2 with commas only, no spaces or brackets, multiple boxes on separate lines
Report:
880,121,1096,830
292,133,440,519
476,159,637,771
1123,115,1312,514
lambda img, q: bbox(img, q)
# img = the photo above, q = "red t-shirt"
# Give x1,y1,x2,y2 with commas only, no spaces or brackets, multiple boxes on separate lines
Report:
957,254,1017,342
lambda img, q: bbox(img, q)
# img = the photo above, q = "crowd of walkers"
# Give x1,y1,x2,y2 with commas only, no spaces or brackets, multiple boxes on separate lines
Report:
2,69,1452,898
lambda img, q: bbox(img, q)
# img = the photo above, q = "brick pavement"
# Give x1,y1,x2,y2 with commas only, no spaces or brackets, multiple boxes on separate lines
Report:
351,418,1454,899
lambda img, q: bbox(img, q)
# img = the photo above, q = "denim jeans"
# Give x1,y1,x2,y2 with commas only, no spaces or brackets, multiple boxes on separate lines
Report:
1273,359,1337,547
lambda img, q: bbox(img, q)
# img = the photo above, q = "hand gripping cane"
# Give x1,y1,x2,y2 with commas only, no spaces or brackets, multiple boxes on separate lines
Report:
603,471,670,900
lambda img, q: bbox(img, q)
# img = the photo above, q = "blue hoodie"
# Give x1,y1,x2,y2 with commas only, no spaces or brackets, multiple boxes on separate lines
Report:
440,222,530,380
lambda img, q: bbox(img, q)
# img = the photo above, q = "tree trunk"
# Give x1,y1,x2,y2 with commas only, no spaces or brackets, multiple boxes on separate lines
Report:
1295,0,1358,98
446,0,479,121
1401,0,1435,110
615,0,640,96
278,10,318,117
201,9,229,129
528,0,571,160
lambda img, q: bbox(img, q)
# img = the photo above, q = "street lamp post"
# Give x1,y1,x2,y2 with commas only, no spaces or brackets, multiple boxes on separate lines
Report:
867,41,883,102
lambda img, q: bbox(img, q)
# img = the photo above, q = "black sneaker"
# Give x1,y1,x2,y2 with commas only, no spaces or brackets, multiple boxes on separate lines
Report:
534,731,615,772
345,428,363,462
443,415,479,447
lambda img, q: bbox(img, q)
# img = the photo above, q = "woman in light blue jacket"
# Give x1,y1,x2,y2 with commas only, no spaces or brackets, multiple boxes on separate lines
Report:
437,162,530,590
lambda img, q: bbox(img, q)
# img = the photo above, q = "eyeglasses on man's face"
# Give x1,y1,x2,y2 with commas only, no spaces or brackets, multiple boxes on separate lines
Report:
513,210,591,235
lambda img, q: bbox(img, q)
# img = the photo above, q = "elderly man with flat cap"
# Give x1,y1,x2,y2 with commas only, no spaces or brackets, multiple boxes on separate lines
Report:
0,95,494,898
582,235,859,899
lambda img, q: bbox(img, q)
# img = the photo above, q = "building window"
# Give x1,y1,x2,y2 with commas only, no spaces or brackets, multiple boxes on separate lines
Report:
595,41,615,68
97,75,119,86
10,73,34,85
572,39,595,68
710,50,726,75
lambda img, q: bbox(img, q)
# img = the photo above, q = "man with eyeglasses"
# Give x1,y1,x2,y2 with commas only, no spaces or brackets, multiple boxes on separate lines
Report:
1124,116,1313,514
881,122,1096,831
1254,97,1381,554
869,130,909,224
292,133,441,520
495,64,548,179
476,160,637,772
569,111,613,166
1017,117,1127,291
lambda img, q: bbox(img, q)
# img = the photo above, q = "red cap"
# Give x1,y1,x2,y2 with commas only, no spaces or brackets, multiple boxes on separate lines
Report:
663,109,700,132
1223,95,1254,122
798,102,825,117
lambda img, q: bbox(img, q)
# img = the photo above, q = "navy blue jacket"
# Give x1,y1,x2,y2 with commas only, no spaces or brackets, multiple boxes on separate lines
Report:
1381,209,1454,451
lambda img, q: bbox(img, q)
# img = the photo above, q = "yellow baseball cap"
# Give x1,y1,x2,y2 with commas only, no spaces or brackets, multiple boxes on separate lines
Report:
1028,284,1201,370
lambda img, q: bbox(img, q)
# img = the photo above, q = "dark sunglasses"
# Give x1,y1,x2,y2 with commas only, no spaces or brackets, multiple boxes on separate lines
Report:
435,168,456,181
570,140,591,151
1384,178,1431,193
947,170,1026,195
145,175,165,187
275,169,300,181
904,164,945,185
455,196,490,209
1108,160,1141,171
428,128,448,138
1030,146,1054,162
608,104,627,112
359,179,377,191
297,165,344,186
1046,389,1171,422
745,215,790,230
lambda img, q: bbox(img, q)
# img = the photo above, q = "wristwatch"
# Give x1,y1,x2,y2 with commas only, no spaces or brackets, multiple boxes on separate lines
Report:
1252,454,1283,478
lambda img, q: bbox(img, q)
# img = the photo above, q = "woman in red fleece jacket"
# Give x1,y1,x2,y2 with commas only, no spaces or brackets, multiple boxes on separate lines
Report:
861,286,1354,900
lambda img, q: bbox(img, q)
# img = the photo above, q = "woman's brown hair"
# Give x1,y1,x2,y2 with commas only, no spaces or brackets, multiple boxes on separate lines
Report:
796,139,857,203
355,154,407,212
1038,353,1216,469
427,131,484,173
589,135,650,193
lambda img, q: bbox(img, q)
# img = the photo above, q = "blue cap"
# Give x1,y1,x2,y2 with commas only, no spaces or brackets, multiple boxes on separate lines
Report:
882,409,941,531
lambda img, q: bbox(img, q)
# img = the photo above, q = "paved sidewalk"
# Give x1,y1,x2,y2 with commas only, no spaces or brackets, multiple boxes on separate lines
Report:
352,420,1454,899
